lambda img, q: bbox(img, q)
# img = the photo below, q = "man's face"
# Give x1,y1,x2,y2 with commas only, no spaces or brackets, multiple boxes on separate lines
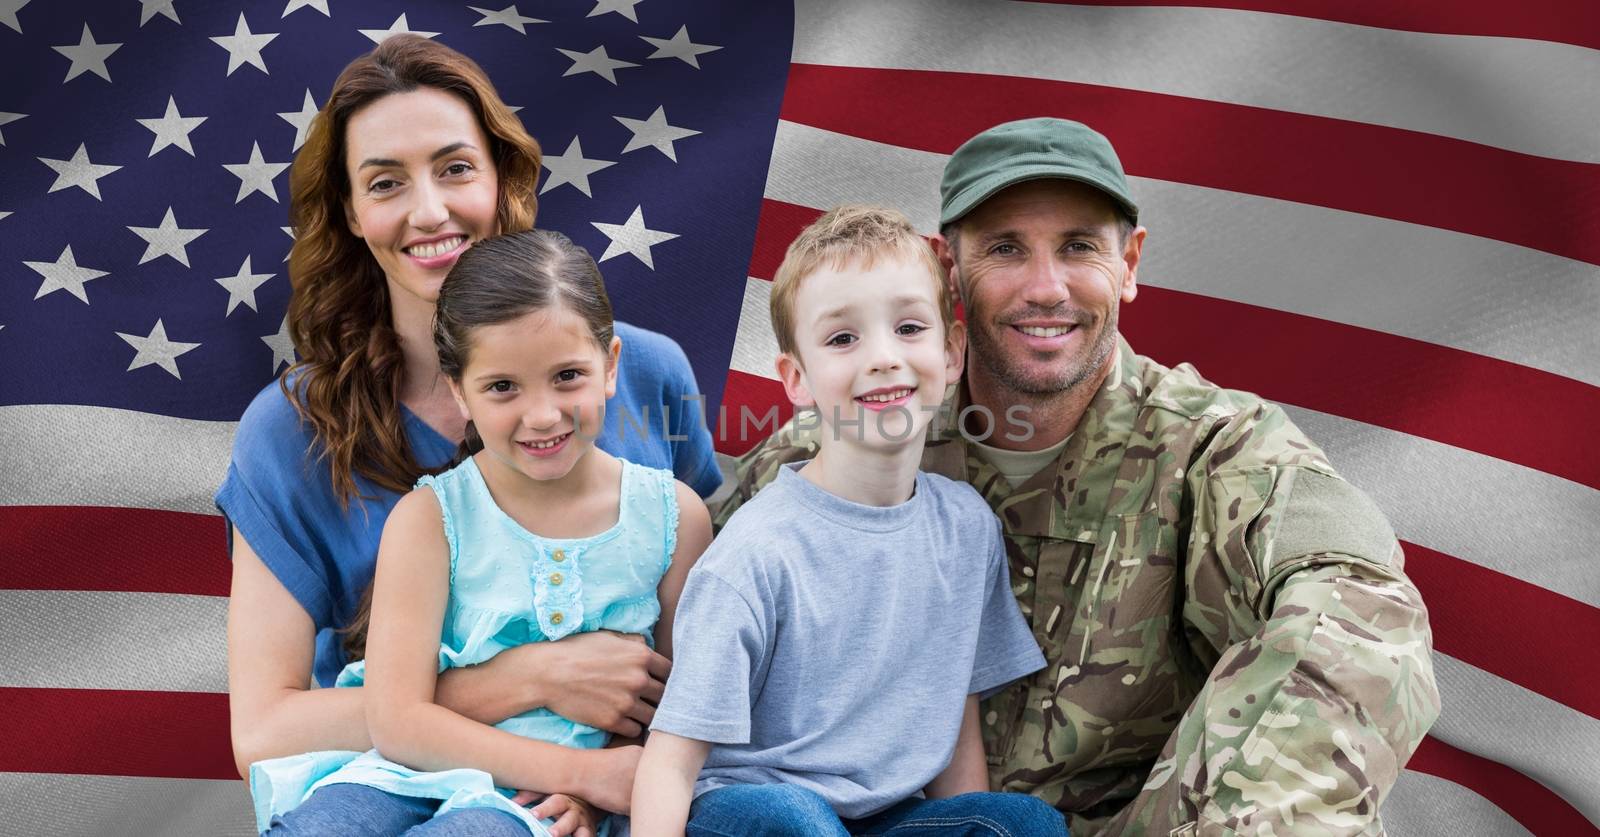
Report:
941,179,1143,400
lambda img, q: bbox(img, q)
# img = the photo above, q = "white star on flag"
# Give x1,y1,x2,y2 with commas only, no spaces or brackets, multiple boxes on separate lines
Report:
53,24,122,83
23,245,108,303
0,0,28,34
262,316,296,372
557,46,637,85
210,13,278,76
0,111,24,145
282,226,295,263
360,14,439,44
0,212,10,221
136,96,207,157
224,142,291,203
38,143,121,200
278,90,319,152
587,0,642,22
127,207,208,267
591,205,678,270
139,0,179,26
215,256,275,315
615,106,700,162
470,5,545,34
641,26,721,68
281,0,329,17
541,137,615,197
117,320,200,379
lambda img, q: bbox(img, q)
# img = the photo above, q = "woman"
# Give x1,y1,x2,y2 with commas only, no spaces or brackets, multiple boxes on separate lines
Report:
218,34,720,792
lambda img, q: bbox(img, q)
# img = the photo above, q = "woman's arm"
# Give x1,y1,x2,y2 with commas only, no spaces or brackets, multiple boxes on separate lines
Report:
655,482,713,660
924,696,989,798
363,489,634,810
226,531,372,778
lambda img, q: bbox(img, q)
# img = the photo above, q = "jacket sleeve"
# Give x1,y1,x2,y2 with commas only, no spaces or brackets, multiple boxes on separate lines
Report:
1102,407,1442,836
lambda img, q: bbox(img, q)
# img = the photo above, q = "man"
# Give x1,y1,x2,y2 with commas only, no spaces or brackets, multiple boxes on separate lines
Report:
713,118,1441,836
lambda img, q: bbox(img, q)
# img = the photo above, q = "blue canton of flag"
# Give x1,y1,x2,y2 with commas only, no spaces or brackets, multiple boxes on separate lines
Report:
0,0,790,422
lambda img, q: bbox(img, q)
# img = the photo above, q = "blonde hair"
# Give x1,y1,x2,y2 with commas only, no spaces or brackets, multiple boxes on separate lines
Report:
768,204,952,359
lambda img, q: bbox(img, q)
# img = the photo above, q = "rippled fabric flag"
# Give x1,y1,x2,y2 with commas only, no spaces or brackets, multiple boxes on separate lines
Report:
2,1,1596,834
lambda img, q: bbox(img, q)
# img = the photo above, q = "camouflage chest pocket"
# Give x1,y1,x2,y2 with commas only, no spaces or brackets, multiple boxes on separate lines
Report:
1045,513,1182,765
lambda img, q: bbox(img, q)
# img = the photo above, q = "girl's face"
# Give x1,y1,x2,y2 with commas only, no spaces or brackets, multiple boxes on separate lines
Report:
343,87,500,308
449,305,620,484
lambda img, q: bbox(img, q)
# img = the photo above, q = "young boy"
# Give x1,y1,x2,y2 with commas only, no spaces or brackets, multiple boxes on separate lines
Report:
631,206,1063,836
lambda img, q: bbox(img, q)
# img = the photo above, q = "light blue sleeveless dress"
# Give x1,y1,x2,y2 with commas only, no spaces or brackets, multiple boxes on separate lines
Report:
249,456,680,835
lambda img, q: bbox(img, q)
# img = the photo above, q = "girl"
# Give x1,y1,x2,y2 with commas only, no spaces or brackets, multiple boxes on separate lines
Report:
253,230,711,836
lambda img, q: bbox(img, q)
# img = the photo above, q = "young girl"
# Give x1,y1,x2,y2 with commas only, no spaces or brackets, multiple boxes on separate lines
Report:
251,229,712,837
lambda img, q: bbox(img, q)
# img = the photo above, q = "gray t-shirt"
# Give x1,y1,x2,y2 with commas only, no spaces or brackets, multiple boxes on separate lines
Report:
652,463,1045,819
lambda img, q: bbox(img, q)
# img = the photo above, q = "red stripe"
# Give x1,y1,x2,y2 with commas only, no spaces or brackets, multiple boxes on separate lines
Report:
1404,541,1600,720
2,688,235,780
779,64,1600,267
0,506,230,596
746,198,1600,490
714,371,797,456
1409,735,1600,836
1023,0,1600,53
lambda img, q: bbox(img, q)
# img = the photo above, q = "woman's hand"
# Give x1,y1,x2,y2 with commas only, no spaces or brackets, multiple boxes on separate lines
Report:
529,793,602,837
533,632,670,736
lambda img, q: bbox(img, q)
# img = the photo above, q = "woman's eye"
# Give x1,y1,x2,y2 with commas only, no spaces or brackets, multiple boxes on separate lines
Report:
825,333,856,347
369,178,399,193
444,162,472,177
488,380,513,393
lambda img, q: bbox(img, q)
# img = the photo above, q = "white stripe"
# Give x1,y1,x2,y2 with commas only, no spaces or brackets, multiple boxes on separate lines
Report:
762,122,1600,387
1431,652,1600,826
793,0,1600,163
730,306,1600,610
731,277,780,379
0,590,227,692
1282,405,1600,610
0,773,254,837
1384,770,1533,837
0,404,235,514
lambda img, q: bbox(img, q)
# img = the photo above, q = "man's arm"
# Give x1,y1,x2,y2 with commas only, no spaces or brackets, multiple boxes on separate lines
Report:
1108,412,1441,836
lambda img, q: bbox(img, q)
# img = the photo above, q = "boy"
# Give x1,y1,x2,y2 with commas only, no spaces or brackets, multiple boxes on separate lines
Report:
631,206,1063,836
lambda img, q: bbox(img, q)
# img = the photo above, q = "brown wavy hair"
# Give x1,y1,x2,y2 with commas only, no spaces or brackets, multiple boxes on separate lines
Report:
282,34,543,505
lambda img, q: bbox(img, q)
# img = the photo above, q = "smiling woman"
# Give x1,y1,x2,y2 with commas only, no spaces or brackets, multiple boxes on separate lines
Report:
214,34,721,835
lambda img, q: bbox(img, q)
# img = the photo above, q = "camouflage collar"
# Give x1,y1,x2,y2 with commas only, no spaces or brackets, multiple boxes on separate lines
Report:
930,337,1145,542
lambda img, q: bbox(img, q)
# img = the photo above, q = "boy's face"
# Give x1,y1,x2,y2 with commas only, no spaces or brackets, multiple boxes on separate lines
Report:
777,254,965,452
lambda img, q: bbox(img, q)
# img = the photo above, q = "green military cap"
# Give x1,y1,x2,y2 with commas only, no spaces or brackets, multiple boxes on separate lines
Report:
940,117,1139,226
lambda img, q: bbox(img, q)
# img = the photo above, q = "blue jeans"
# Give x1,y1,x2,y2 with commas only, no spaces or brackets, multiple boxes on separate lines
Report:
686,785,1068,836
262,782,531,836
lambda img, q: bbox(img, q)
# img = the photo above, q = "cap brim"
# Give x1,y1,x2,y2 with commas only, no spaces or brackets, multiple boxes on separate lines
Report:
941,164,1139,226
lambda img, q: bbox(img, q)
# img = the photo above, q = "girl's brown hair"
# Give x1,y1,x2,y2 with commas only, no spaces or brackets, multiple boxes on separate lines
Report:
283,34,542,505
340,229,615,662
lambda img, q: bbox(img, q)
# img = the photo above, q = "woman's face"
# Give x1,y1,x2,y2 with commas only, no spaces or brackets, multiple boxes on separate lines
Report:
343,87,499,307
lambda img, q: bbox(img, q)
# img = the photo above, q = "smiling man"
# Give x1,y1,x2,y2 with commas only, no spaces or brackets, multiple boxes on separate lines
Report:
714,118,1441,836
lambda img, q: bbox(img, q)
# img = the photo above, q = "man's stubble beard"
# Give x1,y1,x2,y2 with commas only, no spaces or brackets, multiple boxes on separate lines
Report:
967,299,1120,401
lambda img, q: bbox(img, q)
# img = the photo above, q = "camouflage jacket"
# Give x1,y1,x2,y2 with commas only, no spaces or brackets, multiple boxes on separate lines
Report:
712,338,1440,836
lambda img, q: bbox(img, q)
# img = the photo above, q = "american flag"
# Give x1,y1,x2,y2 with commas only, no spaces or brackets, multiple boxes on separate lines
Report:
1,1,1595,835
